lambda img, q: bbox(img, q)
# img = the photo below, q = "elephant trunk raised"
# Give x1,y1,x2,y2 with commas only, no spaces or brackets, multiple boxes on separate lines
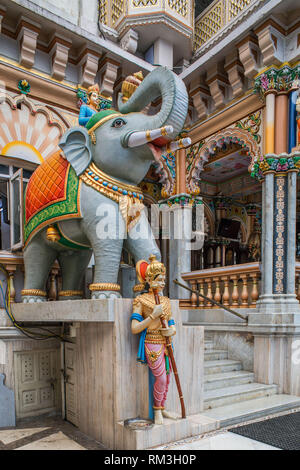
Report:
118,66,188,145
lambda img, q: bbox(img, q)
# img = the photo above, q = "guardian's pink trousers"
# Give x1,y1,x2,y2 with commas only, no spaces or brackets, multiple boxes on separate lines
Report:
145,343,171,408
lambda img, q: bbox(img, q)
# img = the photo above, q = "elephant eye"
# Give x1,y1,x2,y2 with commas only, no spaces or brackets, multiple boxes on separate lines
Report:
112,118,126,128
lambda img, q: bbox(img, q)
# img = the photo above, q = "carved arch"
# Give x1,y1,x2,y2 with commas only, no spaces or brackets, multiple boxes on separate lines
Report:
0,93,68,164
187,126,262,194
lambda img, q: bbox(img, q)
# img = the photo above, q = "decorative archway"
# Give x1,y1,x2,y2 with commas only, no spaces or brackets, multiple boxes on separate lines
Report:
187,126,262,195
0,93,68,165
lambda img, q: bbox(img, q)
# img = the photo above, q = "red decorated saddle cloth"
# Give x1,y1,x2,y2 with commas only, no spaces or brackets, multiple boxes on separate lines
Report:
24,151,81,246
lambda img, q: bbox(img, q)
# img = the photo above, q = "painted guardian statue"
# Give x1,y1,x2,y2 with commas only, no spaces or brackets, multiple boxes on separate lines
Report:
131,255,179,425
21,66,190,302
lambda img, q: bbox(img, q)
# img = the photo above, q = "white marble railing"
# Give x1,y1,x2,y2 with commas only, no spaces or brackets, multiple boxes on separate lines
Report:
0,252,60,303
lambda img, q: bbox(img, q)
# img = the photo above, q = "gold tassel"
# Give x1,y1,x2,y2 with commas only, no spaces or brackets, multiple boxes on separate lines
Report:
46,225,60,242
90,131,96,145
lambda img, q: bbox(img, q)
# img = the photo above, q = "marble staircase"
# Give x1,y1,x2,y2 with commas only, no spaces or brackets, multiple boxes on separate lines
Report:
201,338,300,427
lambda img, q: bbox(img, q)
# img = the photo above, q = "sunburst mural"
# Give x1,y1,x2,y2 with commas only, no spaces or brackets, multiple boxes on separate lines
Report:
0,93,67,165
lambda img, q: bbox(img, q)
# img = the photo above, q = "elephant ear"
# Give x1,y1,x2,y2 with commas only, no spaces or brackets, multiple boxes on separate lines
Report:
59,127,92,176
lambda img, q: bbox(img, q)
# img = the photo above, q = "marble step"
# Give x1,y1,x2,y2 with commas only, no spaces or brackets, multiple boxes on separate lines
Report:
202,394,300,427
204,349,228,361
204,359,242,375
204,371,255,391
204,383,278,410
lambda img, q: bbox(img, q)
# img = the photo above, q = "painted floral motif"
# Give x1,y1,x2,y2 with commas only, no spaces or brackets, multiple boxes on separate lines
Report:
254,64,300,97
251,153,300,180
235,111,261,144
186,141,205,173
162,152,176,179
159,194,202,207
18,79,31,95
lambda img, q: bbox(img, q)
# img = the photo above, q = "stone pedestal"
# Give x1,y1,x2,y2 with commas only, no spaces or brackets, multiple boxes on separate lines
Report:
249,311,300,396
12,299,212,449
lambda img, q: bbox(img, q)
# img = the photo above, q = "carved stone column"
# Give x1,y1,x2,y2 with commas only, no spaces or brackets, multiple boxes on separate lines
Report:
160,195,203,299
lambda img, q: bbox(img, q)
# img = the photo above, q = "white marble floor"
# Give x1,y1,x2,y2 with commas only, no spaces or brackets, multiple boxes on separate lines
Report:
154,430,279,450
0,416,279,450
0,416,105,450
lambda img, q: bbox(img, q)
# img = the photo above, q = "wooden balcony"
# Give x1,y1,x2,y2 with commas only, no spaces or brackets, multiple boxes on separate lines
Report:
180,262,300,309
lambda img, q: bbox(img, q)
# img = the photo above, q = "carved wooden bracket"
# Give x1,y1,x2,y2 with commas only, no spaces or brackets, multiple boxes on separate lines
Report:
255,22,285,67
225,51,245,99
99,58,120,98
207,77,228,109
49,37,72,81
16,19,40,69
120,28,139,54
190,87,211,120
237,34,261,79
206,64,229,109
79,49,101,89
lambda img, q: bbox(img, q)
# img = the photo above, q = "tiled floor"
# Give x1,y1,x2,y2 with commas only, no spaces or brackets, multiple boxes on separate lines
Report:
0,414,280,450
0,415,106,450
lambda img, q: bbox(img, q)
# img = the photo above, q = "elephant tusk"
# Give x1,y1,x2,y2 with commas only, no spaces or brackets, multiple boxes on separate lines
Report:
161,137,192,153
126,125,174,148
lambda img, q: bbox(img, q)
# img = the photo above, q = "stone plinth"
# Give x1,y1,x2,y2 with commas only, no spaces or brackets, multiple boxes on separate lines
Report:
248,311,300,397
12,299,208,449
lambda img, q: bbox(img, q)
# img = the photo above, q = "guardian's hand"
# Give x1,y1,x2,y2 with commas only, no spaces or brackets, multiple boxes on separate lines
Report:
152,304,163,319
160,327,175,337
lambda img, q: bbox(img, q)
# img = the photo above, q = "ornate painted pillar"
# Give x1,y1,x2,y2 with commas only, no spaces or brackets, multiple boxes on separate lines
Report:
250,66,300,397
256,157,300,311
252,64,300,312
288,90,298,152
265,91,276,154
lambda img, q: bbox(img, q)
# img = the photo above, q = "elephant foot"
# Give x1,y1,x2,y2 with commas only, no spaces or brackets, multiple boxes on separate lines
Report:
89,283,121,300
22,296,47,303
91,290,122,299
58,290,84,301
21,289,47,303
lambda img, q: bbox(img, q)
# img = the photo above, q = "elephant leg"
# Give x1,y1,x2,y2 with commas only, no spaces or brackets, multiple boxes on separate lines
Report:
82,202,126,299
57,249,92,300
22,230,57,303
125,210,161,263
89,238,124,299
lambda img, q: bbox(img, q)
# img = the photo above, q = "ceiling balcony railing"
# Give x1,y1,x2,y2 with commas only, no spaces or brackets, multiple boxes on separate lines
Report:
99,0,194,34
193,0,262,55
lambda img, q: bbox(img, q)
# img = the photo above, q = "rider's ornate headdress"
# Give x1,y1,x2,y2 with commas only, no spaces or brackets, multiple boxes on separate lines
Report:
87,83,100,97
